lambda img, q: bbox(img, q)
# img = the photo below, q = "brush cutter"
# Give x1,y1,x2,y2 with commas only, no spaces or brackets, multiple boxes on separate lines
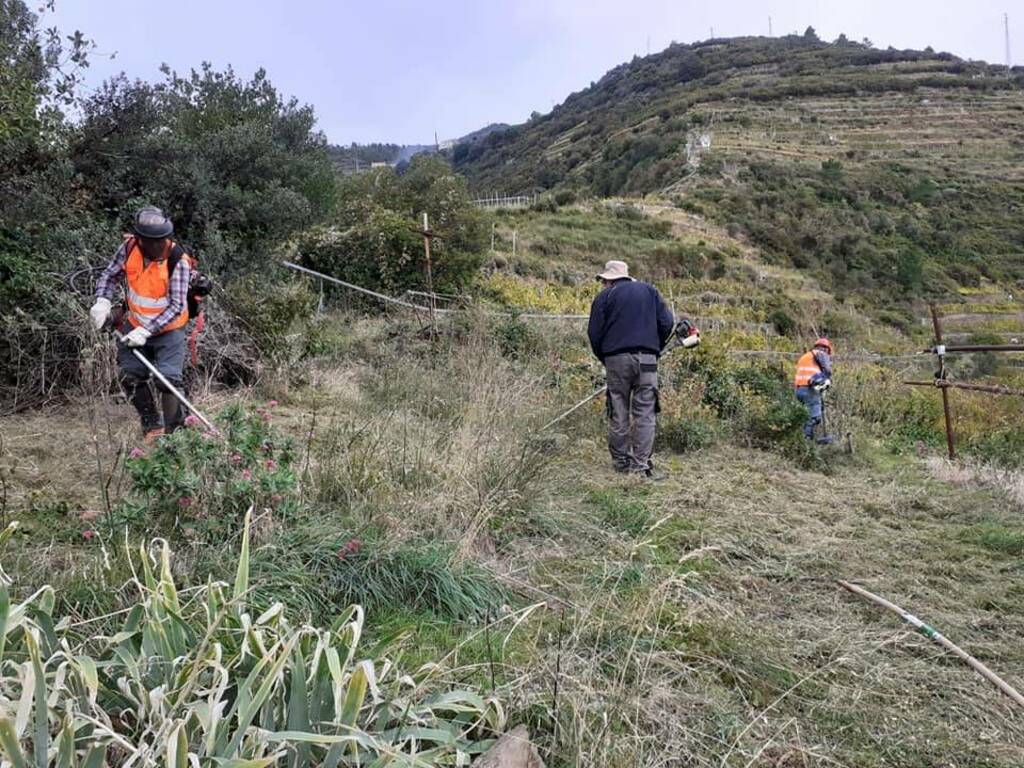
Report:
91,307,220,436
816,398,834,445
542,318,700,431
113,328,220,435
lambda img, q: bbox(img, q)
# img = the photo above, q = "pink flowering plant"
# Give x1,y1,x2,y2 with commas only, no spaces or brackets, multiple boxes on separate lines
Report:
119,403,298,538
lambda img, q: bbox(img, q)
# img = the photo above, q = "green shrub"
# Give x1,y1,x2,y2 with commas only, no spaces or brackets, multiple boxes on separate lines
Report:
221,275,317,364
553,188,577,206
740,391,808,445
494,315,542,359
658,415,718,454
117,403,299,539
768,308,796,336
677,351,818,460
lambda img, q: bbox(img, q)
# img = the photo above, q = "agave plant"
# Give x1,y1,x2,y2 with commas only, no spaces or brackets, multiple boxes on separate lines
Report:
0,516,503,766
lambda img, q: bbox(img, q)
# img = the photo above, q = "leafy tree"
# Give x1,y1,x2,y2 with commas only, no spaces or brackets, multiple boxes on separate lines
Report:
1,0,104,311
70,64,336,277
0,0,94,144
0,0,45,143
298,155,487,295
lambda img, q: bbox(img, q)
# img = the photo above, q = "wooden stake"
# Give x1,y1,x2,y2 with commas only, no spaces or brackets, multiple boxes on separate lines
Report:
930,304,956,460
837,580,1024,709
421,212,437,340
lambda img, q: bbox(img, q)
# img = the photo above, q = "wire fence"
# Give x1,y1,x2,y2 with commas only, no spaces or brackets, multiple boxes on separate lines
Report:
281,261,943,366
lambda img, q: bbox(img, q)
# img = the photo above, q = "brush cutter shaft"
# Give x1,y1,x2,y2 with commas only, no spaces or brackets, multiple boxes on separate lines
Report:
541,385,607,431
837,580,1024,709
542,316,699,432
113,330,220,436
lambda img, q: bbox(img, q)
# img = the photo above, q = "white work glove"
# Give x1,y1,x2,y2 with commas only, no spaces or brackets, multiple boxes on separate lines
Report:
123,326,152,348
90,297,111,330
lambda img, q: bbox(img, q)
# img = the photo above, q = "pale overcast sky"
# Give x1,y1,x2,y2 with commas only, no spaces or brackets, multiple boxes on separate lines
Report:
49,1,1014,145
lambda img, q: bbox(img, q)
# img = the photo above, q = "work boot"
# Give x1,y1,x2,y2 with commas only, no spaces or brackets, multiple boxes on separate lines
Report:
643,466,668,482
630,460,667,482
144,427,166,445
161,390,184,433
127,378,163,435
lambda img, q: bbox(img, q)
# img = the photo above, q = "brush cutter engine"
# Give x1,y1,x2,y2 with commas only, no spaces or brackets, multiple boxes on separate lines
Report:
672,318,701,351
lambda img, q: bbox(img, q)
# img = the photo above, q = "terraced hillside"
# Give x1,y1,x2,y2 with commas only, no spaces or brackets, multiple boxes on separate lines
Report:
662,90,1024,183
454,35,1024,299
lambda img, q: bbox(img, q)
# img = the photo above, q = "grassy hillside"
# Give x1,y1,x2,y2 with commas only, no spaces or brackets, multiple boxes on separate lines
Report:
453,35,1024,299
6,299,1024,765
6,193,1024,764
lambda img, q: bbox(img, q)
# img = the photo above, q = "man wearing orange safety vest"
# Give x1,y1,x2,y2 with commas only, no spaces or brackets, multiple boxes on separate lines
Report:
794,337,833,442
90,207,191,442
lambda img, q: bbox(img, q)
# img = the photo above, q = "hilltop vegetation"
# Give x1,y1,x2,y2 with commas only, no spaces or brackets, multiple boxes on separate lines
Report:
454,34,1024,299
327,141,434,173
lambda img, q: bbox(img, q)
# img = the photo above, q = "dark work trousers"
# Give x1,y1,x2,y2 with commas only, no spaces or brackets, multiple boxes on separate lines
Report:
117,327,187,433
604,351,658,473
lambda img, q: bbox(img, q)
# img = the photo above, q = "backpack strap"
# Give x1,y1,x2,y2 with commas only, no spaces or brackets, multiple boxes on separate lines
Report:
167,243,187,276
121,234,137,259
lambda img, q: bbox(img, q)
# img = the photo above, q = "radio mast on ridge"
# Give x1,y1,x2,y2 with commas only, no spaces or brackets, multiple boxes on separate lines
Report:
1006,13,1012,70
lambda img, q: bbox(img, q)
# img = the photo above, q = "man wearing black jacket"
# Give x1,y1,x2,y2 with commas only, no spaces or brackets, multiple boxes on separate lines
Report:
587,260,675,476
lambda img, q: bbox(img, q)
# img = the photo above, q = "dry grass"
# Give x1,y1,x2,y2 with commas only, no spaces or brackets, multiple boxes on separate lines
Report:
496,441,1024,766
928,456,1024,513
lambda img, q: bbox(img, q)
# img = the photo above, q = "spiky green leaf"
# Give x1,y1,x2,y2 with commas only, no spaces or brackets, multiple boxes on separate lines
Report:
233,506,253,611
0,718,30,768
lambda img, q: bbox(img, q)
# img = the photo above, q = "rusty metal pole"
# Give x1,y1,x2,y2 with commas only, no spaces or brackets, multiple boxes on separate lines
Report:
923,343,1024,354
904,380,1024,397
930,304,956,460
421,212,437,340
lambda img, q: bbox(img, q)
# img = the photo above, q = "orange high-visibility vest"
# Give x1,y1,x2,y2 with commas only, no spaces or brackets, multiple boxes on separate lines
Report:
793,351,822,387
124,238,188,333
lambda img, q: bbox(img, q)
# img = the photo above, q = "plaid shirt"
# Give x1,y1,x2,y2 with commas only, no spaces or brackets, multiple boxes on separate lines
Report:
95,241,190,334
